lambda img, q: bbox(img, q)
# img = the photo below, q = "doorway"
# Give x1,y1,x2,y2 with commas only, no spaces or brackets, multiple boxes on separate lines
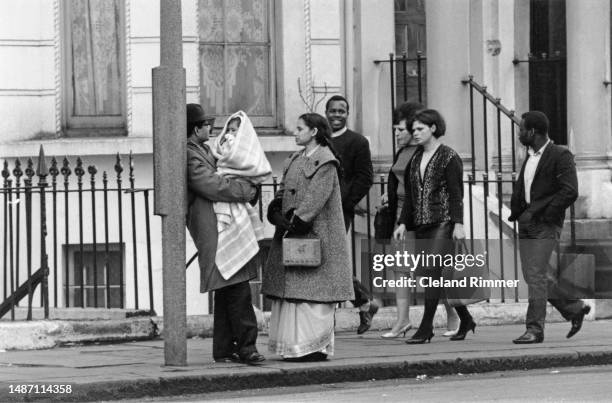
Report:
529,0,567,145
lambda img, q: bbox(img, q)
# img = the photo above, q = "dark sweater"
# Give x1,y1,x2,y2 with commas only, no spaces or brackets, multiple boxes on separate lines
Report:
399,144,464,230
331,129,374,217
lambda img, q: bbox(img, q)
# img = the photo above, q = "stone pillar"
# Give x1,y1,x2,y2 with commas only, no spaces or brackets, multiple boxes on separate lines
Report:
152,0,187,366
425,0,471,156
352,0,395,161
566,0,612,218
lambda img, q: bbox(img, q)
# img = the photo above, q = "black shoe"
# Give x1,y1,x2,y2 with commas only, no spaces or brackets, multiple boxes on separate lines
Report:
512,331,544,344
567,305,591,339
240,351,266,365
450,319,476,341
405,328,434,344
357,302,379,335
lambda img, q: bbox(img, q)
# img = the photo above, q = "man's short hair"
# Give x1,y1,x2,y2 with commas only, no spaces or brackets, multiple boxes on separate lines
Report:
521,111,549,135
325,95,350,113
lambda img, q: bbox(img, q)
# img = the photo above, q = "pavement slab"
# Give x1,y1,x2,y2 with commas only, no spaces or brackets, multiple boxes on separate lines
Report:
0,321,611,401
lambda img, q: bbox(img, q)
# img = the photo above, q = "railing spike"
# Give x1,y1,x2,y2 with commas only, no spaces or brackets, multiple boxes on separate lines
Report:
1,160,9,179
36,145,48,177
61,157,71,177
25,158,35,179
74,157,85,179
49,157,59,178
115,153,123,175
13,158,22,179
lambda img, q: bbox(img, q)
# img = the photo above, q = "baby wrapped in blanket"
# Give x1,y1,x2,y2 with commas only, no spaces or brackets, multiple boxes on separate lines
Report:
210,111,272,280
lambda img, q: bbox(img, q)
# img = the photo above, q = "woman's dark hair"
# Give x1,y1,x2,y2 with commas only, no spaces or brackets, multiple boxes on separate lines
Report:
298,112,344,178
412,109,446,138
393,102,425,125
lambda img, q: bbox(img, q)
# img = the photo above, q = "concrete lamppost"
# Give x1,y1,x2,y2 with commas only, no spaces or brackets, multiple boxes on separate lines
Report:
152,0,187,366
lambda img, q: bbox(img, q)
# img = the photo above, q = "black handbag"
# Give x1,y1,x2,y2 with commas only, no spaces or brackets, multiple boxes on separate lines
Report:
374,205,395,240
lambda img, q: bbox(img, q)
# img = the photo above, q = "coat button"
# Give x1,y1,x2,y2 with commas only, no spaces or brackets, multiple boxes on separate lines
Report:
314,160,319,166
290,189,296,194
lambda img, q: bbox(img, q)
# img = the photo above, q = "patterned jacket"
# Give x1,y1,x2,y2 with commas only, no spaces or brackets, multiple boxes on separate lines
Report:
399,144,464,230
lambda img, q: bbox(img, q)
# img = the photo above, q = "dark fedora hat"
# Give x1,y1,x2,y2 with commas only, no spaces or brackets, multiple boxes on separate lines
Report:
187,103,210,125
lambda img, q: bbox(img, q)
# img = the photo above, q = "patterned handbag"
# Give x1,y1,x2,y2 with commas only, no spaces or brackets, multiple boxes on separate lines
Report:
282,232,321,267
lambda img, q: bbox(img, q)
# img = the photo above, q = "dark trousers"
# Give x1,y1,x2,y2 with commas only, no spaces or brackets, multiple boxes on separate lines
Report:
212,281,258,360
344,212,372,307
415,222,472,331
518,218,584,335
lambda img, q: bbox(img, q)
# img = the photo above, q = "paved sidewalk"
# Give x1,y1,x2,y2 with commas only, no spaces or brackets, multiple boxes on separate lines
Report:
0,320,611,401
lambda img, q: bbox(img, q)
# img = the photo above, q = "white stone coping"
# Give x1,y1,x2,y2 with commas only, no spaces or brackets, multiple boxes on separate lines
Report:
1,135,299,158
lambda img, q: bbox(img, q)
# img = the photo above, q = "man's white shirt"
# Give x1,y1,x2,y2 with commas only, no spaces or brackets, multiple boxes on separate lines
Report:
524,139,550,204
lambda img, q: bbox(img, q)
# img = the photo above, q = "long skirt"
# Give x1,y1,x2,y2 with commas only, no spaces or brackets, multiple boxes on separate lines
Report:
268,299,335,358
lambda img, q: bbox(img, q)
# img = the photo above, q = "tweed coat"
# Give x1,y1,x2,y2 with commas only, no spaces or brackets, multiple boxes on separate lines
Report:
262,146,355,302
186,138,258,293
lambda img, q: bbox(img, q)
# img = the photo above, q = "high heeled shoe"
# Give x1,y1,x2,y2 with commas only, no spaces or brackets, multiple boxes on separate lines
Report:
405,328,434,344
450,320,476,341
381,323,412,339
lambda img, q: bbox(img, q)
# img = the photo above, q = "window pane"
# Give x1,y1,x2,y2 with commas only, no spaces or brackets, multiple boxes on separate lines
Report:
199,45,225,115
69,0,122,116
226,45,270,115
225,0,267,43
198,0,224,42
198,0,275,125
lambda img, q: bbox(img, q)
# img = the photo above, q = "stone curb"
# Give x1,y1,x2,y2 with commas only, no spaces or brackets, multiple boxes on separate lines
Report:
0,318,157,350
4,350,612,402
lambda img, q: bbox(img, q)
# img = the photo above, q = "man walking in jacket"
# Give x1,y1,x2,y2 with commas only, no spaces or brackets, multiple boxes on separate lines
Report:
325,95,378,334
186,103,265,364
509,110,590,344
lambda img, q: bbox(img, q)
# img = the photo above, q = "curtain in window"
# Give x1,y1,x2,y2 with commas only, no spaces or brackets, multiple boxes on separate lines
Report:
69,0,122,117
198,0,272,117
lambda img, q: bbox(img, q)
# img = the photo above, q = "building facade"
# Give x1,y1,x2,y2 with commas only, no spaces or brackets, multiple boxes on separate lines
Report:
1,0,611,316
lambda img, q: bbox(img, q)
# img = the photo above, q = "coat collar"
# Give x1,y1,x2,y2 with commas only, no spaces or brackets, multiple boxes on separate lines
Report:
301,146,339,178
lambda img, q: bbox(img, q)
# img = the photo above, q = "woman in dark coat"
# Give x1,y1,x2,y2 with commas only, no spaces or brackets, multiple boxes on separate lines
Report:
394,109,475,343
379,104,421,338
263,113,354,361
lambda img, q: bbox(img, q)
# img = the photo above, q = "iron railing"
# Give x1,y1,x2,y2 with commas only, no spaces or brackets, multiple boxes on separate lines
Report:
1,148,155,319
374,52,427,156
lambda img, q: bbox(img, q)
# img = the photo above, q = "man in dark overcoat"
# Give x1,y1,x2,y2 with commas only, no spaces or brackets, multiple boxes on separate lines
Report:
185,103,265,364
508,110,590,344
325,95,378,334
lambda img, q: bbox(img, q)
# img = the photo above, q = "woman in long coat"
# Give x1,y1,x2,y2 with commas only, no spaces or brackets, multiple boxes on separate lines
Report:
263,112,354,361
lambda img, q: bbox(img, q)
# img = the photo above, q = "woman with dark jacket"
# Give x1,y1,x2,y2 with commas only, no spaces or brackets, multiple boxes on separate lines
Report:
378,103,422,338
393,109,475,343
263,113,354,361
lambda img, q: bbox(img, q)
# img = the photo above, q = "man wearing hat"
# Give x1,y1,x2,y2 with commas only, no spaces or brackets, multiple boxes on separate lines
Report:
186,103,265,364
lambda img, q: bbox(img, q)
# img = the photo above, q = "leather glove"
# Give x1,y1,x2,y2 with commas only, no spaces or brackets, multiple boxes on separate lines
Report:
267,198,291,231
288,214,313,236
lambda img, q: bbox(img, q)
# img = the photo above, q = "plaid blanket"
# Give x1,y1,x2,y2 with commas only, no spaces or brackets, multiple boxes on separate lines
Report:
210,111,272,280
